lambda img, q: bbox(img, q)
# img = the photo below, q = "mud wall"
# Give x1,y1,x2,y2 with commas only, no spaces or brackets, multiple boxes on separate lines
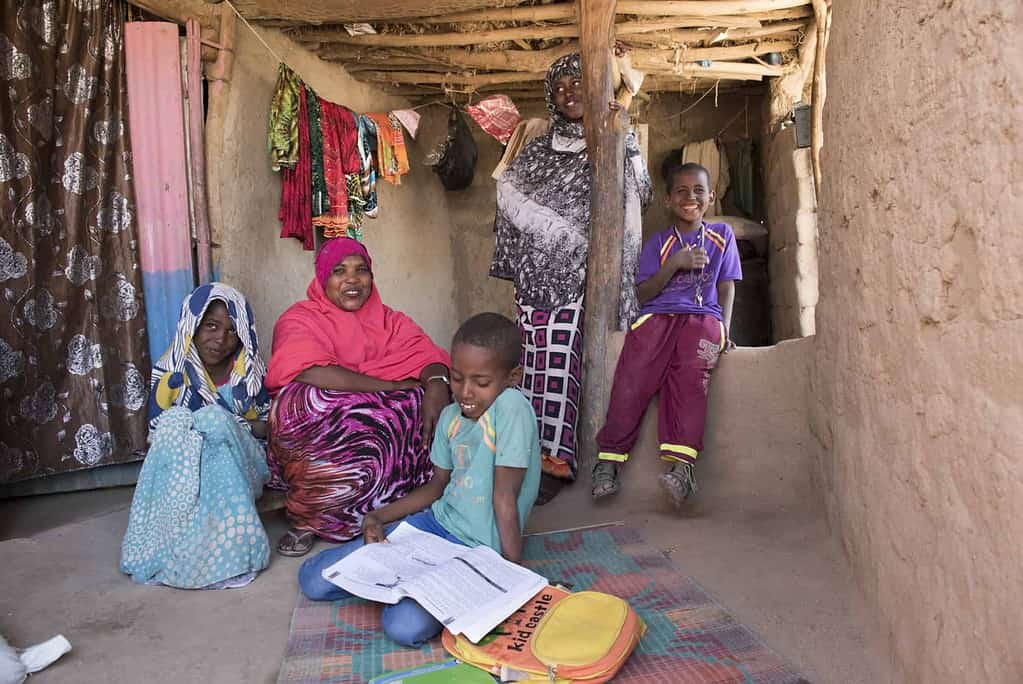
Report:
212,28,459,350
762,131,817,340
812,2,1023,681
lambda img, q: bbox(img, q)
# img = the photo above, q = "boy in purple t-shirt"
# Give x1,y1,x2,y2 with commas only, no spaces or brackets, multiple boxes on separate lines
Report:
591,160,742,507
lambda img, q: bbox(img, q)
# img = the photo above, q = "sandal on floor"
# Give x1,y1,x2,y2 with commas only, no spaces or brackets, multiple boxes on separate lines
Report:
535,473,568,506
591,461,620,500
277,528,316,557
658,463,697,509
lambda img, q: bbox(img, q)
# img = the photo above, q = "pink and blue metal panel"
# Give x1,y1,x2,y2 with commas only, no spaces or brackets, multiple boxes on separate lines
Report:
125,22,194,361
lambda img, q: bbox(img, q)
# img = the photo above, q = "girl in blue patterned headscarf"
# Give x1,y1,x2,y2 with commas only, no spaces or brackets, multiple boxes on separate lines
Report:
148,282,270,428
122,283,272,589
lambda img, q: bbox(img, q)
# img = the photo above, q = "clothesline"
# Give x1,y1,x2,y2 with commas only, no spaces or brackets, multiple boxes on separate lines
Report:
224,0,465,113
224,0,288,69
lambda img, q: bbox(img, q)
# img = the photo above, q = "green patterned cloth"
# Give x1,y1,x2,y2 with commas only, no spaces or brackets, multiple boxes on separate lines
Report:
268,64,302,172
306,85,329,216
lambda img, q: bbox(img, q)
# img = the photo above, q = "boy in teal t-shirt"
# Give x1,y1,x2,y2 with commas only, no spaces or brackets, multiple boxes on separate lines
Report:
298,313,541,648
430,384,540,552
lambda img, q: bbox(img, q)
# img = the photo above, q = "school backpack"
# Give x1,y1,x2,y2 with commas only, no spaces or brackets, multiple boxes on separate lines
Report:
441,585,645,683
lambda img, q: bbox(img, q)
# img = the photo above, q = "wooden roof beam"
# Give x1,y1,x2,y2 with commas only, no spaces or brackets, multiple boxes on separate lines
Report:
325,40,794,75
291,15,789,46
227,0,532,24
362,0,810,23
620,23,806,48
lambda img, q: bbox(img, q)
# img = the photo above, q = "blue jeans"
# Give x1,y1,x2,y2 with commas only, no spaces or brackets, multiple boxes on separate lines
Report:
298,509,466,647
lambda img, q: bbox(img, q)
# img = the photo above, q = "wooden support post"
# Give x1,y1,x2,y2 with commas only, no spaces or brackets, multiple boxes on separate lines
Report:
204,1,236,247
810,0,831,200
186,19,214,285
578,0,623,475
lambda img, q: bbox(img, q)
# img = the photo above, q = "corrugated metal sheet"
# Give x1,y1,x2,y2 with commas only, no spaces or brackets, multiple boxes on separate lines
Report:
125,22,194,361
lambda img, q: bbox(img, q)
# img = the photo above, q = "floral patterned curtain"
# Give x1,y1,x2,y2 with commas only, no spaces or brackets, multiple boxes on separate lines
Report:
1,0,150,483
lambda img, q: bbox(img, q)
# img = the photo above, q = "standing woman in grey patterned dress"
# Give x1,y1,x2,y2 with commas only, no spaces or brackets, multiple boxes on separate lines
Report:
490,53,652,503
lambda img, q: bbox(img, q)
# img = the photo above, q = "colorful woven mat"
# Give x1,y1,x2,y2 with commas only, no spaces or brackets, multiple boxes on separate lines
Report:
277,526,807,683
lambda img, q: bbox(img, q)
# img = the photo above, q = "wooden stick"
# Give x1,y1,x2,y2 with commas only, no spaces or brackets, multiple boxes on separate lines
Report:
228,0,532,24
630,39,795,68
185,19,213,285
578,0,623,476
615,0,809,15
810,0,830,198
524,521,626,537
620,23,807,48
358,70,548,85
745,5,813,21
204,2,236,244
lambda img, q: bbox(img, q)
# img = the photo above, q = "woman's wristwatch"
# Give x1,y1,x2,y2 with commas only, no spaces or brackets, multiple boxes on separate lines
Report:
426,374,450,386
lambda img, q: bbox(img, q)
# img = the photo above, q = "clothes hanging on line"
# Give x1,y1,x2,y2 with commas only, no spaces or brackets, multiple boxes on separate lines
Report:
278,82,314,250
365,112,410,185
465,95,522,145
312,100,361,238
268,64,302,172
268,64,410,247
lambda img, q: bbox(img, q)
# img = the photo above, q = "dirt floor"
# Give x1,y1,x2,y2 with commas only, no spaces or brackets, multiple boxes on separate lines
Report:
0,475,890,683
0,344,893,682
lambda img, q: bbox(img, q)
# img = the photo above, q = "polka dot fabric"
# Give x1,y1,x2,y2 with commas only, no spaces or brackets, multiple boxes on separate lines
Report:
120,405,270,589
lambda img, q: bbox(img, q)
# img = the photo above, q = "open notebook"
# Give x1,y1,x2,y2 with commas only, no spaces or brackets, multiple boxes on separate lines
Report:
323,522,548,643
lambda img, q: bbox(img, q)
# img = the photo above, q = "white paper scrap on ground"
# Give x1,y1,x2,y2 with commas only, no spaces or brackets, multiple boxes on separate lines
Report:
322,522,548,643
19,635,71,674
0,633,72,684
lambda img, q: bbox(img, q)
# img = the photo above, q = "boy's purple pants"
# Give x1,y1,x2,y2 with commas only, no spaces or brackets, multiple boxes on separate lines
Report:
596,313,725,466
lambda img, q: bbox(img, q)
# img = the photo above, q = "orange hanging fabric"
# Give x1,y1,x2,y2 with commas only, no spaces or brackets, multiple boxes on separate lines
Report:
365,112,410,185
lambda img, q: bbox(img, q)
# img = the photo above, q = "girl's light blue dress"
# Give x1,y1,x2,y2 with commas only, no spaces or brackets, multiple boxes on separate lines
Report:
120,283,273,589
120,404,270,588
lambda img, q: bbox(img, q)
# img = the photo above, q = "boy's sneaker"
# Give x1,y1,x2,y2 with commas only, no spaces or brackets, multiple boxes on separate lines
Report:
657,462,696,509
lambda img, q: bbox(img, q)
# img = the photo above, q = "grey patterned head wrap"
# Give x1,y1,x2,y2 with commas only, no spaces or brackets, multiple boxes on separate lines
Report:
544,53,584,139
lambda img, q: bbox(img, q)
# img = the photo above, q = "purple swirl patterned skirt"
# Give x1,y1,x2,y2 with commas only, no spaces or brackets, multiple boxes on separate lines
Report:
267,383,433,542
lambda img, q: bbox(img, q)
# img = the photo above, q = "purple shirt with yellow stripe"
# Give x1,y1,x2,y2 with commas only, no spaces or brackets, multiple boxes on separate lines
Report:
635,222,743,322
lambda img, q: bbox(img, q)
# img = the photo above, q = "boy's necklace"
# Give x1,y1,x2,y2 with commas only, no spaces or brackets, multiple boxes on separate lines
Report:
673,223,707,307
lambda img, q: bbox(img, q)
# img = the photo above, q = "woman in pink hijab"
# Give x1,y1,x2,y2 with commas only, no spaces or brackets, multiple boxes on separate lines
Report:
266,238,450,556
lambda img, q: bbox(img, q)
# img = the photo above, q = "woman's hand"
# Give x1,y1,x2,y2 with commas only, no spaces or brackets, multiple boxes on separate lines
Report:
362,513,386,544
609,98,630,128
420,380,449,445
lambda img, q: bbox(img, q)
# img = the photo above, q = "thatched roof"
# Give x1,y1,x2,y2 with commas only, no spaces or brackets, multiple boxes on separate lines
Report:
233,0,813,100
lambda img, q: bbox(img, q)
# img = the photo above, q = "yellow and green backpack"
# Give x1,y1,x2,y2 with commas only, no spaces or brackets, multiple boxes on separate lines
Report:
441,586,645,683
